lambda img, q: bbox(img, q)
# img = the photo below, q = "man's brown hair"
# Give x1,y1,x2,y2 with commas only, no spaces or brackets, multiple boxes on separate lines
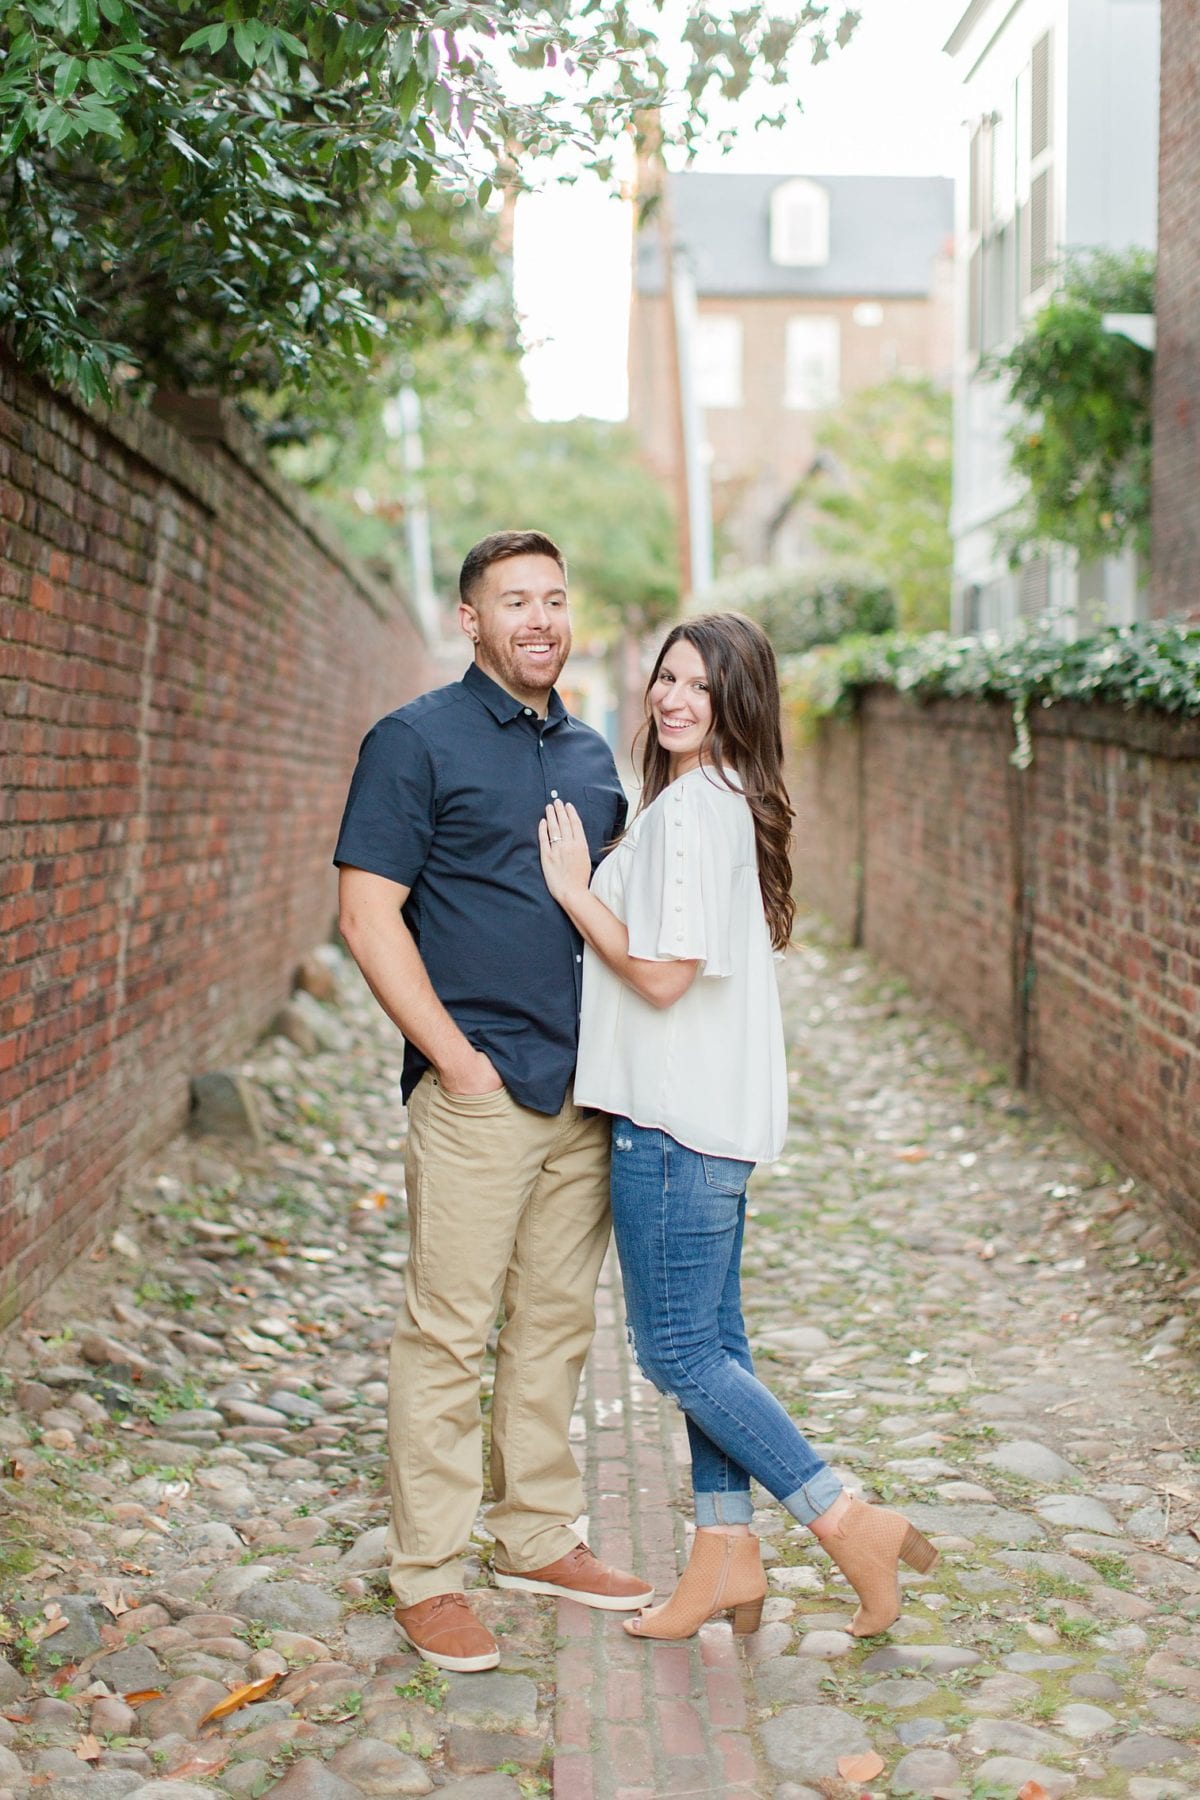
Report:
459,531,567,606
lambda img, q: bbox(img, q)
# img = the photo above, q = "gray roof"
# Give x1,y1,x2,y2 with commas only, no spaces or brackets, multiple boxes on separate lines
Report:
637,172,954,299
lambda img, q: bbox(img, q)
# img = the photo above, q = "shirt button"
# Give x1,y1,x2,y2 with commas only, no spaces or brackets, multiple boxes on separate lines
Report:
575,954,582,964
674,903,682,912
523,707,533,716
551,789,559,798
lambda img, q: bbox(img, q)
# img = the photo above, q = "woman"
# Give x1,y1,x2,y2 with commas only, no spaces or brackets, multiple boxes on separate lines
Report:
538,612,937,1641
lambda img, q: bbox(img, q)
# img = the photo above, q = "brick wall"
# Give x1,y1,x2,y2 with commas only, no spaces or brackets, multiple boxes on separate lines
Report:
1150,0,1200,618
0,353,436,1325
789,693,1200,1244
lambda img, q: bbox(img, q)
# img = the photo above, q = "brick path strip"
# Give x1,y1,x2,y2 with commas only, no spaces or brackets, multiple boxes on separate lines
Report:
554,1259,768,1800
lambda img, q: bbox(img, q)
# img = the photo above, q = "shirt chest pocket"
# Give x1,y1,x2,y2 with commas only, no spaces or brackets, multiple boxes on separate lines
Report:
574,782,626,860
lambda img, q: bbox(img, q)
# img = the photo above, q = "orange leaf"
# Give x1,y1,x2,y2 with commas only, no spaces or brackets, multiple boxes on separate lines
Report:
838,1752,885,1782
198,1672,282,1724
122,1689,164,1705
74,1735,102,1763
893,1146,927,1163
1018,1783,1049,1800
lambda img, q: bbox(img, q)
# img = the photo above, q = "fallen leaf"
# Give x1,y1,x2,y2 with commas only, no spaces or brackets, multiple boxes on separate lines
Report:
1189,1524,1200,1545
169,1754,229,1780
893,1146,928,1163
122,1689,164,1705
838,1752,885,1782
40,1617,70,1640
94,1582,131,1617
198,1672,282,1724
73,1735,102,1763
1017,1783,1049,1800
1158,1482,1199,1502
357,1189,390,1211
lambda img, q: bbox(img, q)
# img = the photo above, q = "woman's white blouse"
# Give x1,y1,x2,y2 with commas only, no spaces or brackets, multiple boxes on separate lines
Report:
573,765,788,1163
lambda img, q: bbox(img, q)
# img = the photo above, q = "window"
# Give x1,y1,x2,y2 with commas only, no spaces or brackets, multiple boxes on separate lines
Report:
784,316,840,410
693,315,742,408
769,179,831,268
853,302,883,328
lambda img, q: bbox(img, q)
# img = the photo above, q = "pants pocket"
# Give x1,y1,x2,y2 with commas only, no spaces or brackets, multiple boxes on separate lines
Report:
701,1154,753,1196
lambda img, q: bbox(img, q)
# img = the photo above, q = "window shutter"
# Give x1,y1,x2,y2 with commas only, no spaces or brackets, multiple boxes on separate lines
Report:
969,125,984,234
1031,33,1051,159
1029,169,1052,292
968,244,982,359
1018,555,1050,619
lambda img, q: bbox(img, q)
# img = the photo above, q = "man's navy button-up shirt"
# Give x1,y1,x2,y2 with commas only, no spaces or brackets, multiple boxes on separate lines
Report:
334,663,627,1114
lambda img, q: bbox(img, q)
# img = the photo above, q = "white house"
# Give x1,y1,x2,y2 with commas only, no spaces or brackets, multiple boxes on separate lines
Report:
944,0,1159,633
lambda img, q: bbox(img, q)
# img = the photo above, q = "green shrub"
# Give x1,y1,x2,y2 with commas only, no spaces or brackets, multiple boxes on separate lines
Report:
702,567,896,656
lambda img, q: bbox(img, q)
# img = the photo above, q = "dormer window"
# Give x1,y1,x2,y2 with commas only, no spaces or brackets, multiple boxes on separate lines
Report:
770,178,830,268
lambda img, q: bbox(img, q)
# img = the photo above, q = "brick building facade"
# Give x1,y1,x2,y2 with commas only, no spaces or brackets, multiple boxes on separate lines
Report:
629,173,954,574
0,355,435,1325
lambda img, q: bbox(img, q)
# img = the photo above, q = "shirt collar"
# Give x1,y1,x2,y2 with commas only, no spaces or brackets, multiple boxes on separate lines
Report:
462,661,568,728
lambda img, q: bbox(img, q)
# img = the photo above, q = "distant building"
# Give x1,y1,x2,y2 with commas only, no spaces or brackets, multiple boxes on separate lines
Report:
628,172,954,575
944,0,1160,634
1149,0,1200,619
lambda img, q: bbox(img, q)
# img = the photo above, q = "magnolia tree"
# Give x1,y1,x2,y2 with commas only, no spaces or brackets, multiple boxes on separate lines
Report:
0,0,860,402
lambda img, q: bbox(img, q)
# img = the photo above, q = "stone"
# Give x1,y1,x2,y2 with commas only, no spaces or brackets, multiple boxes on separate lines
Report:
440,1672,537,1734
1127,1503,1169,1540
1057,1702,1116,1738
860,1644,980,1674
136,1676,231,1739
45,1776,144,1799
894,1718,950,1747
328,1738,434,1796
758,1326,831,1353
0,1661,28,1705
995,1548,1099,1583
965,1673,1039,1714
444,1725,546,1772
0,1750,23,1785
189,1070,265,1144
862,1676,937,1708
1127,1782,1192,1799
903,1501,1045,1543
1035,1494,1123,1534
888,1748,961,1796
1109,1735,1195,1770
88,1645,167,1692
126,1786,237,1800
982,1440,1082,1483
1001,1652,1079,1672
275,993,349,1056
768,1566,824,1594
36,1594,109,1666
1070,1671,1124,1701
220,1763,274,1798
974,1757,1075,1797
796,1630,853,1658
294,954,338,1004
434,1779,524,1800
234,1581,344,1634
260,1763,363,1800
751,1657,825,1708
336,1527,388,1572
758,1705,873,1782
963,1719,1070,1758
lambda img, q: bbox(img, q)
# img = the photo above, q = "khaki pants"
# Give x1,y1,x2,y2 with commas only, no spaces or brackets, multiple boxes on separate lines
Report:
386,1072,611,1607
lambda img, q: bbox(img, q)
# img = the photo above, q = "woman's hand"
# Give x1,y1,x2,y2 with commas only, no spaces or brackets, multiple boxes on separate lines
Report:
538,798,592,906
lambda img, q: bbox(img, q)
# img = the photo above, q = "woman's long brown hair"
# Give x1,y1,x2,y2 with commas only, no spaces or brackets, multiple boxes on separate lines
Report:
636,612,795,951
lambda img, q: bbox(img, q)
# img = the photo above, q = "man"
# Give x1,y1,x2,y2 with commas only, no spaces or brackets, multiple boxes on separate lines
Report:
335,529,653,1672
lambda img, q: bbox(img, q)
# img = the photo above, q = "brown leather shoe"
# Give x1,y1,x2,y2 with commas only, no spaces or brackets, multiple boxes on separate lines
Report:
494,1543,654,1611
393,1593,499,1671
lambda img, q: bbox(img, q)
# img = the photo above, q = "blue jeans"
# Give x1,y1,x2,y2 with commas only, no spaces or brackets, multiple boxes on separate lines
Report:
609,1118,843,1529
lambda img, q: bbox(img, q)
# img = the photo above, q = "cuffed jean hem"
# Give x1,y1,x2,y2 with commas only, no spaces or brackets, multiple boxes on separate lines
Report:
694,1489,755,1527
781,1466,845,1528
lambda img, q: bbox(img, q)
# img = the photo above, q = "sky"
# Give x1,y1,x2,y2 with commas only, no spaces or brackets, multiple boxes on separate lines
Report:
512,0,967,421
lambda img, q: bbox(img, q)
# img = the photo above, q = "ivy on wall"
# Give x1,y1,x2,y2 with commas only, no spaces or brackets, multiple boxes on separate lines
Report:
786,621,1200,763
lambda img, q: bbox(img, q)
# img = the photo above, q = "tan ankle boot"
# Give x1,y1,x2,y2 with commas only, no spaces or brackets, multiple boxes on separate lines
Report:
817,1496,939,1636
624,1531,766,1641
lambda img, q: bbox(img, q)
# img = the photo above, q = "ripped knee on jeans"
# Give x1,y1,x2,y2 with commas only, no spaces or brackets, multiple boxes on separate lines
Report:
613,1132,634,1152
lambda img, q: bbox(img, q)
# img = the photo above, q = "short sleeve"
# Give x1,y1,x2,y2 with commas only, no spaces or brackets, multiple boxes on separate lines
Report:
622,780,736,978
333,716,436,887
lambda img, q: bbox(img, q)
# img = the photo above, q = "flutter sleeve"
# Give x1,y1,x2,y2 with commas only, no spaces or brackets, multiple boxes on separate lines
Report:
621,779,736,978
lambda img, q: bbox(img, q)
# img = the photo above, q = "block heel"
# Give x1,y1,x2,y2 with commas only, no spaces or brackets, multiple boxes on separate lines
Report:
901,1525,939,1574
731,1596,764,1635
